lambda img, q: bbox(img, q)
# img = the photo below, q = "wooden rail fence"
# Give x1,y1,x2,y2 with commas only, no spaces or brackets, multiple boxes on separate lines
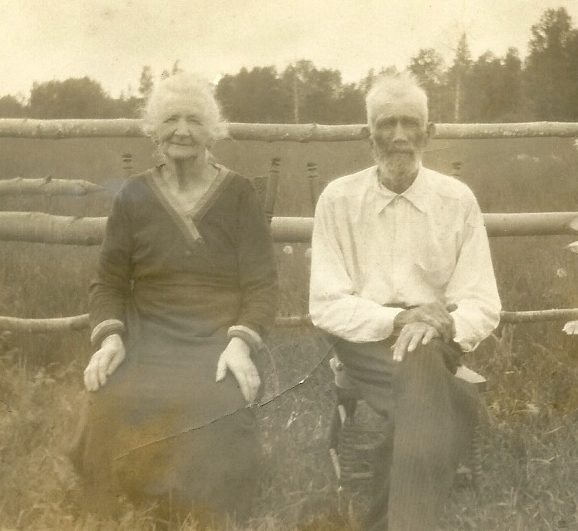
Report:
0,211,577,247
2,309,578,335
0,119,577,141
1,119,577,333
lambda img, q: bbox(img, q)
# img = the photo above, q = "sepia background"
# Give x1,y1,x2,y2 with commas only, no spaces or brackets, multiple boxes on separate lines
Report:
0,1,577,529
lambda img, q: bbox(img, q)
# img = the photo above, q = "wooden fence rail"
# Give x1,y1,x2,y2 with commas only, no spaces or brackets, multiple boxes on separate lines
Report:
0,211,577,246
0,212,104,246
1,119,578,141
2,308,578,334
0,177,103,196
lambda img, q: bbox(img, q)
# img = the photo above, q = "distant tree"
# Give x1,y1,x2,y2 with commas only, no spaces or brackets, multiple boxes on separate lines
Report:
28,77,114,118
138,66,154,99
216,60,365,124
408,44,526,123
290,61,344,123
215,74,236,119
336,83,365,124
567,31,578,119
467,51,503,121
0,95,25,117
216,66,283,123
280,60,365,124
498,48,525,121
280,63,305,123
109,94,143,118
448,33,472,122
358,69,377,95
525,7,578,119
408,48,448,121
409,48,445,87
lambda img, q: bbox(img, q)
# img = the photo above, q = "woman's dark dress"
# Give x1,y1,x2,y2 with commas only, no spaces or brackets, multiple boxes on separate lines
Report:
72,165,277,520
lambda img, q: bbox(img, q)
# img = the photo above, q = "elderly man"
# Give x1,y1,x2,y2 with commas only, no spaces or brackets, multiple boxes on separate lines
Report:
309,73,501,530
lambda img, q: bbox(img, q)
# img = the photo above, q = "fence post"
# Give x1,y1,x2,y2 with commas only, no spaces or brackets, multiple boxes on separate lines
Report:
307,162,320,211
264,157,281,223
121,153,133,178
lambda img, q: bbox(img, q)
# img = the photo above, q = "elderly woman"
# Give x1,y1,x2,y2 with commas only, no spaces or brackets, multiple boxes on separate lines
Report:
72,72,277,524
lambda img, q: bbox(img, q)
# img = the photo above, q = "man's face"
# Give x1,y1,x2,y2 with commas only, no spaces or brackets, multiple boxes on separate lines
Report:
370,94,429,176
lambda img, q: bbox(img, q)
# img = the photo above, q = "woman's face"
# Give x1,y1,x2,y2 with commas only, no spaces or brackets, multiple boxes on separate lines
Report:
154,101,212,162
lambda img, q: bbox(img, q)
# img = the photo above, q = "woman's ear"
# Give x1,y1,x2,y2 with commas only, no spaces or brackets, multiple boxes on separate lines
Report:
426,122,436,140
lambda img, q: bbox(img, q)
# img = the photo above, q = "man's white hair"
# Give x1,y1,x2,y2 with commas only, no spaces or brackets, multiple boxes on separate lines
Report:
365,72,429,127
142,72,227,142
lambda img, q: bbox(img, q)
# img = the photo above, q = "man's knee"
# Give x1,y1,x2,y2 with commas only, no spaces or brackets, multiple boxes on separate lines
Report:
400,338,452,370
395,339,459,393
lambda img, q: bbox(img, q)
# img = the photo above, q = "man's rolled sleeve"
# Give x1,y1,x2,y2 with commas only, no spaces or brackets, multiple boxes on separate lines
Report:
446,196,501,351
451,303,499,352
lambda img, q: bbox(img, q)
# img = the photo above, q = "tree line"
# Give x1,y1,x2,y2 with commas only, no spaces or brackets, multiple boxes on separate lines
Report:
1,8,577,123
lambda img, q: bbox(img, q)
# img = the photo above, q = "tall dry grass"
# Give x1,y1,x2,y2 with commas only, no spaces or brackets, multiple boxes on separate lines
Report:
0,317,576,530
1,240,577,530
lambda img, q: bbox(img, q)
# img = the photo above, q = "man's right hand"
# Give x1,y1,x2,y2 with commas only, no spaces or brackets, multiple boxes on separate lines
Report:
83,334,126,391
393,321,440,361
393,302,456,343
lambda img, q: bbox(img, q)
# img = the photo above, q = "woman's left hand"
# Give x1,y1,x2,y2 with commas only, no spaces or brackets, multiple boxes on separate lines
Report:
215,337,261,403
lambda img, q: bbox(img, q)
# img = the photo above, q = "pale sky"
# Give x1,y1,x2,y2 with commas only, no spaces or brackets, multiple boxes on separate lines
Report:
1,0,577,100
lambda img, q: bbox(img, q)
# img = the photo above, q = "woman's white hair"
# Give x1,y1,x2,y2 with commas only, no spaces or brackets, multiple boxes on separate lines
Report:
142,72,227,141
365,72,428,127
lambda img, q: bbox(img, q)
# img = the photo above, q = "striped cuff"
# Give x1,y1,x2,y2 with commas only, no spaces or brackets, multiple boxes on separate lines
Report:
90,319,125,347
227,325,264,353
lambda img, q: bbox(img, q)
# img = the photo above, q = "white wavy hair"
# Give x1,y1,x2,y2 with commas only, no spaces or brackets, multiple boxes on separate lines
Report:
142,72,227,142
365,72,429,129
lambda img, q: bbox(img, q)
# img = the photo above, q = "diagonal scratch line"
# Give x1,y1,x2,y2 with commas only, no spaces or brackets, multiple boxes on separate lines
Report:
114,350,330,460
258,347,328,408
0,398,12,413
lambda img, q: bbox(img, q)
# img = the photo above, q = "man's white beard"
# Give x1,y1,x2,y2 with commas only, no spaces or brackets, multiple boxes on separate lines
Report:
376,151,420,179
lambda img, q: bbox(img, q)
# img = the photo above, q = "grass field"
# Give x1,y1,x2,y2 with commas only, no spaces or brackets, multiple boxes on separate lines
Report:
0,136,577,529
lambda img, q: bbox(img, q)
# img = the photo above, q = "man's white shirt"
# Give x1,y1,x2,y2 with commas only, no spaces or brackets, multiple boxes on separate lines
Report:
309,164,501,352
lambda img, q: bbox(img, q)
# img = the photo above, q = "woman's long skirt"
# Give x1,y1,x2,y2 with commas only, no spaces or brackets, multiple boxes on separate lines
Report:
70,320,259,524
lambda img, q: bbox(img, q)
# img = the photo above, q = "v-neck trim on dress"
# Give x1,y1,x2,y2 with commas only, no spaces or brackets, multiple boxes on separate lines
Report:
144,163,234,249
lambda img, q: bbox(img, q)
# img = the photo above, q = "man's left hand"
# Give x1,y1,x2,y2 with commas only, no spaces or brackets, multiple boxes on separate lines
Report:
392,322,440,362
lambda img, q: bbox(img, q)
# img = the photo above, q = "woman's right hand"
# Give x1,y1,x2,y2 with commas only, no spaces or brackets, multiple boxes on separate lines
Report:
83,334,126,391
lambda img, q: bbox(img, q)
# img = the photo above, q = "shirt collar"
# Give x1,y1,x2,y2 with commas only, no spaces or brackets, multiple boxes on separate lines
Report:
372,164,430,214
